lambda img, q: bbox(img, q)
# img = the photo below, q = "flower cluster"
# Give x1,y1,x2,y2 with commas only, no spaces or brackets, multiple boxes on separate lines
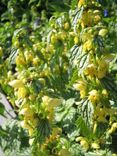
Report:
72,0,116,150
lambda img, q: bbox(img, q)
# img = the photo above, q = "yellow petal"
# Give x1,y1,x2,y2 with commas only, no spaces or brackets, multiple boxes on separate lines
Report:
9,80,24,88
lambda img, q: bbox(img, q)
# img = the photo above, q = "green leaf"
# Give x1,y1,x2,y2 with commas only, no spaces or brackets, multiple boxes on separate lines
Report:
8,48,18,65
77,99,94,127
36,119,51,144
0,102,5,116
76,116,92,138
71,0,78,9
55,98,75,122
0,119,30,155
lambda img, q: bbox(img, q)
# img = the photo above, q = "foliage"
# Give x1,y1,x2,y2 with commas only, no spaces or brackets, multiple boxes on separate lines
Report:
0,119,31,156
0,0,117,156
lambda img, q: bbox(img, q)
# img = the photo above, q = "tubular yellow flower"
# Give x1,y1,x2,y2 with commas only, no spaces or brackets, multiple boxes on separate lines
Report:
97,59,108,78
28,128,34,136
80,90,86,98
84,64,97,77
108,126,117,135
94,15,101,23
80,139,89,151
51,34,57,44
47,111,54,121
19,107,34,118
73,80,87,91
75,136,84,142
64,22,70,30
81,32,93,42
83,40,93,52
32,57,39,66
88,90,100,103
29,138,34,146
42,96,62,109
93,122,97,133
99,29,108,37
20,120,30,129
16,55,26,65
91,142,100,149
78,0,85,8
74,36,79,44
8,79,24,88
112,122,117,129
17,87,28,99
102,89,108,97
93,10,100,15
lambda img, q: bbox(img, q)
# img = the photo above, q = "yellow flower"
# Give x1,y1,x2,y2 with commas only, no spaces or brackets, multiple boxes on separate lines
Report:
42,96,62,110
51,34,57,44
73,81,87,91
91,142,100,149
97,60,108,78
80,139,89,151
75,136,84,142
47,111,54,121
64,22,70,30
42,96,50,104
78,0,85,8
52,127,62,136
17,87,28,99
84,64,97,77
80,90,86,98
94,15,101,23
73,81,87,98
38,78,45,85
112,122,117,129
9,79,24,88
88,90,100,103
74,36,79,44
29,138,34,146
99,29,108,37
98,59,108,68
81,32,92,42
24,51,33,62
58,149,71,156
31,118,39,127
20,120,30,129
50,98,63,108
93,10,100,15
93,122,97,133
83,40,94,52
108,126,117,135
102,89,108,97
29,94,36,101
28,128,34,136
19,107,34,118
32,57,39,66
16,55,25,65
